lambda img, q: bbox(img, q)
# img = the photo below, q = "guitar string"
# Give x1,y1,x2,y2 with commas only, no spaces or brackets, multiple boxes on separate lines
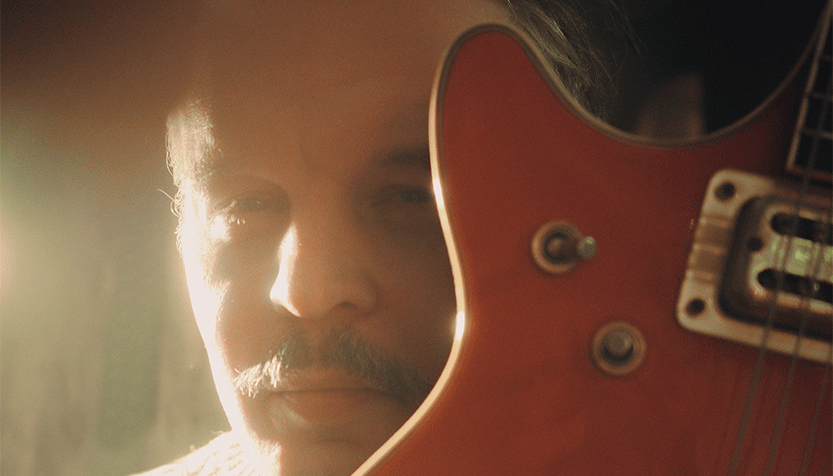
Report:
764,16,833,475
796,159,833,476
764,213,831,476
725,155,807,476
727,5,832,475
792,213,832,476
798,343,831,476
796,15,833,475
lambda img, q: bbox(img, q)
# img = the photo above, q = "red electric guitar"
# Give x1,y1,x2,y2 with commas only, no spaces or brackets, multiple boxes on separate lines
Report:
359,4,833,475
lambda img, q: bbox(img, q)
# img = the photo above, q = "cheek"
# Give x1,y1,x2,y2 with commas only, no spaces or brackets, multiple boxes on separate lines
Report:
416,264,457,380
214,283,283,365
382,234,457,382
181,210,283,371
180,230,223,350
183,246,282,437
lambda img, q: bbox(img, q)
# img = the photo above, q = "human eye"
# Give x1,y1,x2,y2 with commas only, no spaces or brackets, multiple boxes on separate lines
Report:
211,192,288,240
373,185,434,206
386,186,434,205
370,183,440,235
225,196,278,214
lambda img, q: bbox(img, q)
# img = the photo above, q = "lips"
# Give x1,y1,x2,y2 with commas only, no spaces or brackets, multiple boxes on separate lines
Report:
234,330,434,405
278,388,398,425
270,366,386,395
264,367,410,427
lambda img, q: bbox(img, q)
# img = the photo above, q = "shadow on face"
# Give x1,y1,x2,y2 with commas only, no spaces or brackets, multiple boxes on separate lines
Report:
170,1,509,475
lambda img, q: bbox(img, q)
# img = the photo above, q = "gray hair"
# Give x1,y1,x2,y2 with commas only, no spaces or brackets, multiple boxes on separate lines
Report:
506,0,636,121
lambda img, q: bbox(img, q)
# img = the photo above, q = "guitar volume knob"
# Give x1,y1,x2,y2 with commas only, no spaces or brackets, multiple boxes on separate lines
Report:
591,322,646,376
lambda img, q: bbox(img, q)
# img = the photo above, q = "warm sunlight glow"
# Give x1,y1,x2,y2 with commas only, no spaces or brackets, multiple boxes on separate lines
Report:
180,206,223,332
269,225,297,314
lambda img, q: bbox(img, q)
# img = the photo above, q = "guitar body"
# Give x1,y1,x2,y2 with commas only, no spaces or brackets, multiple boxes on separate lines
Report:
360,17,832,476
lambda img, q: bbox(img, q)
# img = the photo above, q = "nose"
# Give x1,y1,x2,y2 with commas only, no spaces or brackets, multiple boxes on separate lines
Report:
270,218,378,320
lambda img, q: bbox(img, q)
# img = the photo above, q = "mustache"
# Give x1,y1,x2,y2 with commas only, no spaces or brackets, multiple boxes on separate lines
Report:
233,329,434,406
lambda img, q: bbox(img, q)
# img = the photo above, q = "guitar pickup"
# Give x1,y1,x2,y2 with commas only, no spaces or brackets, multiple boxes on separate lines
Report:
677,169,832,363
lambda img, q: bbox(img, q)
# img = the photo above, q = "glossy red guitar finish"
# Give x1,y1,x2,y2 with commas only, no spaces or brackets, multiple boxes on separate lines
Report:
361,24,832,476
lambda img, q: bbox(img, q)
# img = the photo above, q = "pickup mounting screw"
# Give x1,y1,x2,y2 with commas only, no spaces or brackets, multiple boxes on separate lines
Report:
715,181,736,201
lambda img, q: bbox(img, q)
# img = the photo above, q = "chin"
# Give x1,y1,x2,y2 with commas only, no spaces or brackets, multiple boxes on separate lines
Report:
282,441,375,476
241,431,389,476
233,395,416,476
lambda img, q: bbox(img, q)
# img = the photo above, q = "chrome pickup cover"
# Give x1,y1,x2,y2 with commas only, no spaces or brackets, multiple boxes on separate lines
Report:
677,169,832,363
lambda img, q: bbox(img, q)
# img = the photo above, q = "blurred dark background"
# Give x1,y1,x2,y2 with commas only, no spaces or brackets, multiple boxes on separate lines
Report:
1,0,826,474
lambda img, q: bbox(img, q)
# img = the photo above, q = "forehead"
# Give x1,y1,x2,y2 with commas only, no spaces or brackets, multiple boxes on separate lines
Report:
182,0,507,179
205,1,506,91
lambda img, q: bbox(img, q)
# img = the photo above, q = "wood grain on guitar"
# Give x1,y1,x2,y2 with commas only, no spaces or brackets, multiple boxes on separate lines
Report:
358,5,832,476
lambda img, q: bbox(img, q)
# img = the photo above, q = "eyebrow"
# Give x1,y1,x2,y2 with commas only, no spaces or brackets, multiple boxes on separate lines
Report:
187,99,432,184
193,145,432,183
192,158,222,183
191,150,248,187
378,145,431,172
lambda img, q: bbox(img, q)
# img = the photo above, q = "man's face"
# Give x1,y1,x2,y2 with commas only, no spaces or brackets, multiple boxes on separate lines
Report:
176,1,507,474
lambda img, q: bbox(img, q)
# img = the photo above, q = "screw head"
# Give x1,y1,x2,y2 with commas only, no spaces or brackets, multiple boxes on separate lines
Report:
601,329,634,363
543,231,575,264
685,298,706,317
591,322,646,376
714,181,736,201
